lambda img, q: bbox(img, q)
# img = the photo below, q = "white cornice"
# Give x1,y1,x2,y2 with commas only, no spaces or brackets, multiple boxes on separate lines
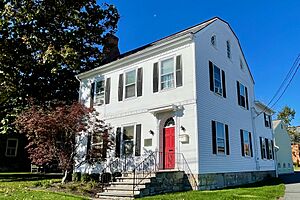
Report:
77,33,194,80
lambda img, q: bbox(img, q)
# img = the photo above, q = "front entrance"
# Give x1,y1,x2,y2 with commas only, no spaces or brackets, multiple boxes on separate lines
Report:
163,118,175,169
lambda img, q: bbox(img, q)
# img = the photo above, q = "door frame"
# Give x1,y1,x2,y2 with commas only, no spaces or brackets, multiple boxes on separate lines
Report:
162,117,175,169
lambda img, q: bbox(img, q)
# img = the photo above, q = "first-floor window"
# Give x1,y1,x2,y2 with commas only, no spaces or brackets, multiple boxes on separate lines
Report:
212,121,229,155
268,140,273,159
5,138,18,157
123,125,134,156
260,137,267,159
240,130,252,157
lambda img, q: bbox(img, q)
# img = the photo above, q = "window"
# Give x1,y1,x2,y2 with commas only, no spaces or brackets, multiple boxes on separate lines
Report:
226,40,231,59
125,70,136,98
211,35,216,47
240,130,252,157
268,140,273,160
260,137,267,159
237,81,249,109
278,163,281,168
160,58,175,90
94,79,105,105
123,125,134,156
264,113,272,128
288,163,291,168
212,121,229,155
5,138,18,157
153,55,183,93
283,163,286,168
209,61,226,98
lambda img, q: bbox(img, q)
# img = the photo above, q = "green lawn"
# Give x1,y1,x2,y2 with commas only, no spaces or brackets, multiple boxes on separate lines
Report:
0,173,87,200
0,173,285,200
142,179,285,200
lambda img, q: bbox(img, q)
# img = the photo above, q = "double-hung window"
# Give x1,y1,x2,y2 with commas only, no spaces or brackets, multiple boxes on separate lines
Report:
152,55,183,93
260,137,267,159
125,70,136,98
5,138,18,157
94,79,105,105
160,58,175,90
237,81,249,109
240,130,253,157
264,113,272,128
209,61,226,98
212,121,230,155
123,125,135,156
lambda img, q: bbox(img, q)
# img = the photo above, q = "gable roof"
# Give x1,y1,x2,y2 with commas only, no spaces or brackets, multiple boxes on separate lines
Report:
78,17,254,83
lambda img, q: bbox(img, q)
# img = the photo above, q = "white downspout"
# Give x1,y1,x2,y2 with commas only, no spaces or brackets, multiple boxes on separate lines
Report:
251,107,260,171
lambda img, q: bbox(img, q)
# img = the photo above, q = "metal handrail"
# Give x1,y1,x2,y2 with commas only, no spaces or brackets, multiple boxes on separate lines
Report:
132,151,158,195
180,153,198,190
100,158,120,192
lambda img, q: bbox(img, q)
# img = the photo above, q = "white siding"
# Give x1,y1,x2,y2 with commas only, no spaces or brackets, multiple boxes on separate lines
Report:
194,20,257,174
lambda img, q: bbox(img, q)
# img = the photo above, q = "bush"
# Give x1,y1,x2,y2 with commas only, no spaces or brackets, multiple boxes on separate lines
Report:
81,173,90,182
90,173,100,182
100,172,111,183
72,172,81,182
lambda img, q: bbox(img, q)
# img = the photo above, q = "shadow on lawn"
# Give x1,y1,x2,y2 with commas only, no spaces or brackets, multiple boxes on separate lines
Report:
0,173,63,182
279,171,300,184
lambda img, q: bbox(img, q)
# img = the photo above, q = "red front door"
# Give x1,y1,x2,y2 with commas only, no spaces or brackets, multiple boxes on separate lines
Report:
163,126,175,169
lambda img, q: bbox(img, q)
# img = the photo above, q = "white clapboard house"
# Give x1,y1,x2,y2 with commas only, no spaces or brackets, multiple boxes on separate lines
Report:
75,17,276,197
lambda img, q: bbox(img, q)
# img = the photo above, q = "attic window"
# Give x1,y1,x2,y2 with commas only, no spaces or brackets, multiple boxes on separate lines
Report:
240,59,244,70
226,40,231,59
211,35,216,47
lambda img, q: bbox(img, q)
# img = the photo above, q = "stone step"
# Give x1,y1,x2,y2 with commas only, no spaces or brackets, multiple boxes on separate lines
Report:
106,183,146,191
121,172,156,178
97,190,140,199
111,179,151,185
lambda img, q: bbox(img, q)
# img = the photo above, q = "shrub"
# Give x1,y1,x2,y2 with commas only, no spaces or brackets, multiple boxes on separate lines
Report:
90,173,100,182
81,173,90,182
72,172,81,182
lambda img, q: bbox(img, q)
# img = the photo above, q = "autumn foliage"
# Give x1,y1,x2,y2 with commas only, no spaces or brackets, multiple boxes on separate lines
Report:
16,102,112,182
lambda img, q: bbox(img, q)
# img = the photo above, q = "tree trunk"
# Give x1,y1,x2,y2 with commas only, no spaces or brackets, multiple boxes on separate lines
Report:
61,170,69,184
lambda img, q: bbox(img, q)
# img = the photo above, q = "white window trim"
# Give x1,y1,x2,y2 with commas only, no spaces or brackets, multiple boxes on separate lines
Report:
124,68,138,100
261,137,267,160
121,123,137,157
212,64,223,96
216,122,226,155
159,56,175,91
5,138,18,157
242,130,251,157
94,77,105,106
238,82,247,109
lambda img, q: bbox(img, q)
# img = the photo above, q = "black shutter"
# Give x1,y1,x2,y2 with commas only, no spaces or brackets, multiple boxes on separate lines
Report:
269,115,272,129
105,78,111,104
260,137,264,159
212,121,217,154
118,74,123,101
153,62,159,93
237,81,241,106
240,130,245,156
265,138,269,159
90,82,95,109
135,124,142,156
249,132,253,157
222,70,226,98
115,127,121,158
176,55,183,87
225,124,229,155
137,68,143,97
86,133,92,155
209,61,214,92
245,87,249,110
271,140,274,159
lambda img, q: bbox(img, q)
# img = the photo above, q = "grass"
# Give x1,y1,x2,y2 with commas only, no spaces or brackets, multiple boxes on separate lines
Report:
0,173,88,200
141,178,285,200
294,165,300,171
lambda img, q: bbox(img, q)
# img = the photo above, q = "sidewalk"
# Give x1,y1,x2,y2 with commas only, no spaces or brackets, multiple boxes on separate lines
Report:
279,171,300,200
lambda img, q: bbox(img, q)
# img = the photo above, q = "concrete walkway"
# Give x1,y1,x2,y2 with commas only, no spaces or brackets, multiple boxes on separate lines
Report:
279,171,300,200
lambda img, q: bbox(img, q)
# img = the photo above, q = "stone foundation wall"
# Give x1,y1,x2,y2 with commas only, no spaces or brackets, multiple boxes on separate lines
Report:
197,170,276,190
139,171,192,197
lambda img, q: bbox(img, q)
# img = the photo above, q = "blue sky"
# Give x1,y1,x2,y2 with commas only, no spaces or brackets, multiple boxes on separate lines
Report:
100,0,300,125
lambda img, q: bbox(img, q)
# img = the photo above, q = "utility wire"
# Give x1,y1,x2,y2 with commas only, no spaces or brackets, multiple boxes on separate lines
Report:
255,54,300,117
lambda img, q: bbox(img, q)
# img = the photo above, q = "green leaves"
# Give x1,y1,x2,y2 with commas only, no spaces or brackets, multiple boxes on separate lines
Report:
0,0,119,134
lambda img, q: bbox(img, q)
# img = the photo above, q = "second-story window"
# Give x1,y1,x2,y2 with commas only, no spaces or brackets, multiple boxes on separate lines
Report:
264,113,272,128
209,61,226,98
95,79,105,105
160,58,175,90
237,81,249,110
125,70,136,98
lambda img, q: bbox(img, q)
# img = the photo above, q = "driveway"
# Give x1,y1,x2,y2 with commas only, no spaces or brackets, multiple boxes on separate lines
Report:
279,171,300,200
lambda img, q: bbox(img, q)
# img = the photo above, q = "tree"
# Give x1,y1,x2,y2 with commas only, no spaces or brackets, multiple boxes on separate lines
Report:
0,0,119,134
277,106,296,126
16,102,112,183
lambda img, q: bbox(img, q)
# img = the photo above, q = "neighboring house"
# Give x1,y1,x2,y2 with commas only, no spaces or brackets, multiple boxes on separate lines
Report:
0,133,31,172
75,17,276,191
292,144,300,166
273,120,294,174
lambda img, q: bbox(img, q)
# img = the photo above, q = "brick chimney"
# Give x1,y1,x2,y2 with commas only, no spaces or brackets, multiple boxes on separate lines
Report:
102,33,120,63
